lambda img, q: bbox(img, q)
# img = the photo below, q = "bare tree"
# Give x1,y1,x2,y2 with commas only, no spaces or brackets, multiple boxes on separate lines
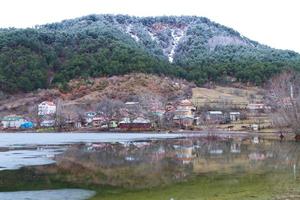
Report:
267,70,300,138
138,92,166,128
97,97,125,128
55,98,65,130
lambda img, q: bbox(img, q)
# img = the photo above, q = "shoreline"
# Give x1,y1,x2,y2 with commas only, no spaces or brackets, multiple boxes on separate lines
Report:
0,129,292,141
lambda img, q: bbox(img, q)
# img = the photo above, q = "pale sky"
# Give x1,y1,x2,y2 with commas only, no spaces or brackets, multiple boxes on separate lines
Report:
0,0,300,52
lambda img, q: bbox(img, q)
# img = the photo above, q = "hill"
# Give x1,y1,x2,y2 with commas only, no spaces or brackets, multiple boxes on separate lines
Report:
0,15,300,93
192,86,264,109
0,73,194,116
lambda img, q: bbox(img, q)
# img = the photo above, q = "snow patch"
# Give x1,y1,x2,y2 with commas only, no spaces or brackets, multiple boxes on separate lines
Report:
125,24,140,42
148,31,156,41
168,29,185,63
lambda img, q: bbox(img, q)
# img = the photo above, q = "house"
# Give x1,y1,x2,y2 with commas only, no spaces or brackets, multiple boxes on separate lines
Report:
85,112,97,118
83,112,98,126
100,120,118,129
40,120,55,127
38,101,56,116
152,109,165,118
251,124,259,131
92,117,104,127
175,100,196,116
173,115,194,128
229,112,241,121
247,103,265,111
118,117,131,127
118,117,152,131
1,115,26,128
63,120,82,129
173,99,196,128
206,111,223,122
165,102,175,112
205,111,230,124
109,120,118,128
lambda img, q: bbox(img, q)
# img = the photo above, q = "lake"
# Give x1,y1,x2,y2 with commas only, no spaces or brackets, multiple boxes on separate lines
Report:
0,133,299,200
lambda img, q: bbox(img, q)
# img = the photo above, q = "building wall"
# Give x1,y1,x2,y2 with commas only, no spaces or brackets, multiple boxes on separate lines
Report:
2,119,25,128
38,104,56,116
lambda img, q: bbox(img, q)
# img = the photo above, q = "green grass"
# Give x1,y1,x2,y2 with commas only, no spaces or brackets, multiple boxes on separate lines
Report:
89,171,300,200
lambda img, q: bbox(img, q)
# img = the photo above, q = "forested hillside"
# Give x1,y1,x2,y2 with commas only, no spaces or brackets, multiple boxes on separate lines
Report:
0,14,300,93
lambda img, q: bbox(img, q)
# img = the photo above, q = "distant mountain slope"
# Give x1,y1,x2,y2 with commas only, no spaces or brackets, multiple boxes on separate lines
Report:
0,73,194,116
0,14,299,93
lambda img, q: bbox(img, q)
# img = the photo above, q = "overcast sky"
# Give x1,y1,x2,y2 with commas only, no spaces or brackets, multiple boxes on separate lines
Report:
1,0,299,52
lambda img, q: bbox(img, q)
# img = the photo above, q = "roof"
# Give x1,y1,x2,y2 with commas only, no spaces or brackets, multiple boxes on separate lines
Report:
39,101,56,106
132,117,150,124
85,112,97,117
125,102,139,105
208,111,223,115
2,115,24,121
229,112,240,115
41,120,55,123
175,108,193,112
173,115,194,120
119,117,131,124
179,99,193,106
92,117,104,121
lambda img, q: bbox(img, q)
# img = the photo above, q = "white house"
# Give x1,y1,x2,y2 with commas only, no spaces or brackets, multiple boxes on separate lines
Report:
38,101,56,116
40,120,55,127
229,112,241,121
1,115,26,128
247,103,265,111
206,111,223,121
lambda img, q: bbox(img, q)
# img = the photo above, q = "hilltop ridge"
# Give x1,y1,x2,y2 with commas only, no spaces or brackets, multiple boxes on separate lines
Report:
0,14,299,93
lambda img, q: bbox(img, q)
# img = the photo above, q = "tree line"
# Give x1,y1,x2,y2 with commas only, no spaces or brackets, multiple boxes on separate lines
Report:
1,15,300,93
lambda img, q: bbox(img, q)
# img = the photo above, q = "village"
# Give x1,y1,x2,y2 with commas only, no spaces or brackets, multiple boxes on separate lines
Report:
0,96,272,133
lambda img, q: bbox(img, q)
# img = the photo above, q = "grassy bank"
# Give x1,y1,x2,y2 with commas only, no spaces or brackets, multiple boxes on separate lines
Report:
90,171,299,200
0,166,299,200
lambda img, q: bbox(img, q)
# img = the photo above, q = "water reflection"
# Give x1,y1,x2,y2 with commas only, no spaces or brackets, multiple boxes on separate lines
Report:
42,136,300,188
0,135,299,200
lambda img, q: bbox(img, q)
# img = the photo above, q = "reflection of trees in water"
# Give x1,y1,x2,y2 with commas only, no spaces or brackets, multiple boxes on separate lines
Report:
192,137,300,174
43,138,300,188
263,140,300,172
53,141,193,188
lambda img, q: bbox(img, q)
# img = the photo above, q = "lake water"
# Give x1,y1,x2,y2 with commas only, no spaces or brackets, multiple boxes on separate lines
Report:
0,189,96,200
0,133,183,170
0,133,299,200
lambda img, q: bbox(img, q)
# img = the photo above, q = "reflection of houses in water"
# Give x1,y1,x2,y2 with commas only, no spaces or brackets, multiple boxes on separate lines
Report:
173,145,195,165
192,153,249,174
149,146,168,162
248,151,274,161
209,149,223,155
125,156,137,161
230,142,241,153
248,152,266,161
51,136,300,189
207,142,226,155
131,141,151,149
252,136,260,144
